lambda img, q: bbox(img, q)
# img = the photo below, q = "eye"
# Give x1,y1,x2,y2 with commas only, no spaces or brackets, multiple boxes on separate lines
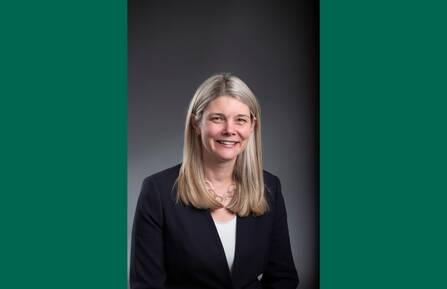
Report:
210,116,224,122
236,118,248,124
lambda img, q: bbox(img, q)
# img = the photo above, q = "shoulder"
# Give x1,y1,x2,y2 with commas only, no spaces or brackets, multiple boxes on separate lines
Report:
262,169,282,203
143,163,181,188
263,169,280,188
138,164,181,209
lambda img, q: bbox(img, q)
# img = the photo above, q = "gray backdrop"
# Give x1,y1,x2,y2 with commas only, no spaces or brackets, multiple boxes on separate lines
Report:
128,1,317,288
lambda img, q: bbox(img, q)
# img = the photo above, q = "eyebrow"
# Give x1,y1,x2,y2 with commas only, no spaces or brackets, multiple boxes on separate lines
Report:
208,113,250,118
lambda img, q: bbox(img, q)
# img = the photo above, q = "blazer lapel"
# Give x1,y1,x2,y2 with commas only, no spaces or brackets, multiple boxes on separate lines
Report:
231,214,257,283
201,210,234,287
186,209,259,288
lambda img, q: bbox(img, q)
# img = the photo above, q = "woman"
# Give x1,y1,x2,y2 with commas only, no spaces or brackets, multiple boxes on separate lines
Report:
130,73,298,289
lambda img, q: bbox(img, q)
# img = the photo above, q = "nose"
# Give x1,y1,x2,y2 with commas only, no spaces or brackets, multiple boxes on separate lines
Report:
222,120,236,135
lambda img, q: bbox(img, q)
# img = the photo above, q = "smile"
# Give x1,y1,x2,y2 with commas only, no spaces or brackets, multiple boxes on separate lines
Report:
216,140,239,145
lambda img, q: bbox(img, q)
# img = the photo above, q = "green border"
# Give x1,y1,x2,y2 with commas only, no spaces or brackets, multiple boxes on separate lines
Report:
321,0,447,288
2,0,447,288
0,1,127,288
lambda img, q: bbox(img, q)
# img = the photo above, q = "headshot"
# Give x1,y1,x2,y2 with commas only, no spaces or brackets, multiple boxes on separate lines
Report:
128,1,318,289
131,73,298,288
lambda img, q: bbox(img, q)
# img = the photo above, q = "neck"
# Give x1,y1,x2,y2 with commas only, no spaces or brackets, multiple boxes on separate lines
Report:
202,158,235,185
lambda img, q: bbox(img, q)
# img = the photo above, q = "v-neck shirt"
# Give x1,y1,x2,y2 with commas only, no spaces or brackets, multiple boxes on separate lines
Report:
213,216,237,271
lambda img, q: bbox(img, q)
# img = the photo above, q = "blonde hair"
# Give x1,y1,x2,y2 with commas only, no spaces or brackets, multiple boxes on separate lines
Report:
176,73,268,216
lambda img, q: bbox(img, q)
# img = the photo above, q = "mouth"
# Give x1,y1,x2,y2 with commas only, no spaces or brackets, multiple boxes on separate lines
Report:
216,140,240,146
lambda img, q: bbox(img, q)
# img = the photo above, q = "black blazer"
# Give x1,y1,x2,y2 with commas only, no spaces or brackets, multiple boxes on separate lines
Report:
130,164,298,289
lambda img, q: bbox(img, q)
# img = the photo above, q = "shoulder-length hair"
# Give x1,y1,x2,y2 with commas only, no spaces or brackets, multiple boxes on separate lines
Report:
176,73,268,216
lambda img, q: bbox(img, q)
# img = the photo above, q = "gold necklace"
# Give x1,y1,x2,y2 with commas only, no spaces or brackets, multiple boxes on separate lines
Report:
204,179,236,203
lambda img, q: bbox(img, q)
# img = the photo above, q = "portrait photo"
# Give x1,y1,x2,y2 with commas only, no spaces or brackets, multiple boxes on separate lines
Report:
127,1,318,288
4,0,443,289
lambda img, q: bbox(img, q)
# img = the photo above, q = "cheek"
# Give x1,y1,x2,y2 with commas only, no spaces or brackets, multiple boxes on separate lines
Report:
240,127,254,140
239,129,254,149
202,124,221,137
200,126,219,145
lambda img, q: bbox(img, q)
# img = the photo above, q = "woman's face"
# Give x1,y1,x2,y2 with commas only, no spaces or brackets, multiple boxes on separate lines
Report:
196,96,255,164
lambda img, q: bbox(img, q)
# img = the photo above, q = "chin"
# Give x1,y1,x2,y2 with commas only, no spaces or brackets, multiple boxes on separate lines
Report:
212,151,240,163
215,154,238,162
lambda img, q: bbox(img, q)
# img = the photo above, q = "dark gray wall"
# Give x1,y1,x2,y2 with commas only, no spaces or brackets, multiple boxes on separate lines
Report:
128,1,317,288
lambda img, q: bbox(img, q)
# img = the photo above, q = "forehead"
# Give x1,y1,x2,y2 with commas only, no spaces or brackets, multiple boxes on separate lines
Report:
204,96,250,115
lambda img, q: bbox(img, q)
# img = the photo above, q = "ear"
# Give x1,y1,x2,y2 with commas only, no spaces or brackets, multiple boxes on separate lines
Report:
250,117,257,133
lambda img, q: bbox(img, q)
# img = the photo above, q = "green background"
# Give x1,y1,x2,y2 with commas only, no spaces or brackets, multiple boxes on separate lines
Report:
0,0,127,288
1,0,446,288
320,0,447,288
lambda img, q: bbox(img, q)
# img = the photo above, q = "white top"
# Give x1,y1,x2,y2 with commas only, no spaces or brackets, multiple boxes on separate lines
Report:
213,216,237,271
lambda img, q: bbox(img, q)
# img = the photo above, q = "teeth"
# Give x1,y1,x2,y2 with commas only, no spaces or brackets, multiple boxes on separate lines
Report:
218,140,237,145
